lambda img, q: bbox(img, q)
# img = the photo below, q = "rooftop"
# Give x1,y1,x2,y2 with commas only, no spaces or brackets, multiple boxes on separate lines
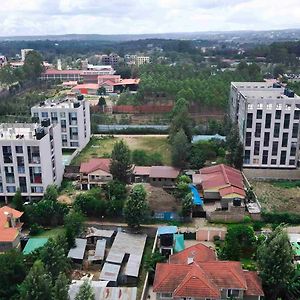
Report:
241,89,299,99
32,97,83,109
99,262,121,282
232,81,279,89
149,166,180,179
67,238,87,260
80,158,111,174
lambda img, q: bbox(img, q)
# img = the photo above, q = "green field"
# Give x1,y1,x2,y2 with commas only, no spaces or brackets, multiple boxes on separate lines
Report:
71,135,172,165
31,227,66,239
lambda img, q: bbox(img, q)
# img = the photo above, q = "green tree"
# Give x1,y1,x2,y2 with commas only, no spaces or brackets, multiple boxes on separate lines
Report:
12,188,24,211
105,180,127,201
19,260,52,300
226,125,244,170
64,211,85,248
44,185,59,202
123,184,149,228
23,51,44,80
97,87,106,95
0,250,27,299
0,65,16,85
257,226,294,300
75,280,95,300
181,192,193,217
171,129,190,168
110,140,132,183
52,272,69,300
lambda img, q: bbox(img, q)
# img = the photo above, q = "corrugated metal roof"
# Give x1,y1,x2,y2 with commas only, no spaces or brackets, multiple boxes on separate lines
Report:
157,226,178,236
67,238,87,260
88,239,106,261
86,227,114,238
99,263,121,282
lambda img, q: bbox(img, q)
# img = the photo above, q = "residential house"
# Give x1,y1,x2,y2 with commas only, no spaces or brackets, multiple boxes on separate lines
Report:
79,158,112,190
0,206,23,252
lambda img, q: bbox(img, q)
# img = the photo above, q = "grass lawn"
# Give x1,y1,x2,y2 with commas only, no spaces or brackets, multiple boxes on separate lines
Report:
31,227,66,239
71,135,172,166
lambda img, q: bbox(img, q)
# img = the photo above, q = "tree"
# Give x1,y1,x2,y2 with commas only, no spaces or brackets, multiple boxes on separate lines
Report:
44,185,59,202
39,238,70,280
181,192,193,217
171,129,190,168
75,280,95,300
257,226,295,300
23,51,44,80
64,211,85,248
226,125,244,170
52,272,69,300
110,140,132,183
97,87,106,95
0,250,27,299
12,188,24,211
123,184,149,228
19,260,52,300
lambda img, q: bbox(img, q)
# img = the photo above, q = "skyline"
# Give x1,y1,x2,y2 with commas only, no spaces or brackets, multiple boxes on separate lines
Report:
1,0,300,37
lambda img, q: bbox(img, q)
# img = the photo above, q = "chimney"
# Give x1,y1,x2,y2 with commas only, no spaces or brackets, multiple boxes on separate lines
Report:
5,212,15,228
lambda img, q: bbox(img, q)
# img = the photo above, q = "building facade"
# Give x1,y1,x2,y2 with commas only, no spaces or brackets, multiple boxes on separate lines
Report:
230,82,300,170
31,97,91,150
0,122,63,201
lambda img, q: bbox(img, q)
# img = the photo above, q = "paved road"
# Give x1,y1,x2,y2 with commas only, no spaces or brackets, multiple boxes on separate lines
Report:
93,134,168,138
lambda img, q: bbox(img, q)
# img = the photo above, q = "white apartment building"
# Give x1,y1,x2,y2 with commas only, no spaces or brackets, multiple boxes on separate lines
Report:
21,49,33,61
135,56,150,66
0,121,63,201
31,97,91,150
230,82,300,170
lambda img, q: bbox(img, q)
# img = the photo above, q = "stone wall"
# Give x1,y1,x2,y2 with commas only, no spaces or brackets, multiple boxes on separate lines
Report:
243,168,300,180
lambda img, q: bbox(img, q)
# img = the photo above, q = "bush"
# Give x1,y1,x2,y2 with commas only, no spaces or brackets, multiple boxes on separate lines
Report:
253,221,264,231
262,211,300,225
74,192,107,217
29,224,44,235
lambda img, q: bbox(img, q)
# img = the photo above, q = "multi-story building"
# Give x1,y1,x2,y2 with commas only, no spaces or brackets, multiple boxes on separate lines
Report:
230,82,300,175
0,121,63,202
101,53,120,68
31,97,91,150
21,48,33,61
135,56,150,66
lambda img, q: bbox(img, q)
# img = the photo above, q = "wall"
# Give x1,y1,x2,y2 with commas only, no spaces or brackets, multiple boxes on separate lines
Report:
196,227,227,241
243,167,300,180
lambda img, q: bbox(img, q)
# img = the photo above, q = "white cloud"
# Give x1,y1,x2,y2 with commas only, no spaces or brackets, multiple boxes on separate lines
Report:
0,0,299,36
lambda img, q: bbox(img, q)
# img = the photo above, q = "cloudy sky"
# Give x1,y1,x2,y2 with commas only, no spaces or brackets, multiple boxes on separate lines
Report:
1,0,300,36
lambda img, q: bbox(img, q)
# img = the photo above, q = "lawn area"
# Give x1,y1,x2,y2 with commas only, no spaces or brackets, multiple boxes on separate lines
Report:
251,180,300,214
30,227,66,238
71,135,171,165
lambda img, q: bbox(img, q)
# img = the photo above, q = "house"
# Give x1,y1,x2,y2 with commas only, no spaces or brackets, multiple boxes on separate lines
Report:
132,166,151,183
0,206,23,252
157,226,178,257
193,164,245,209
153,261,264,300
79,158,113,190
67,238,87,264
72,83,99,95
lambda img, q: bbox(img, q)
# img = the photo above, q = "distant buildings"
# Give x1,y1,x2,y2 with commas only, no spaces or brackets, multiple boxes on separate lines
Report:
21,48,33,61
31,96,91,150
125,54,150,66
230,82,300,177
0,121,63,201
0,55,7,67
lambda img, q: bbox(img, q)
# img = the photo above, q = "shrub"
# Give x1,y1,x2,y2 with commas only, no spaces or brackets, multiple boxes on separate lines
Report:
262,211,300,225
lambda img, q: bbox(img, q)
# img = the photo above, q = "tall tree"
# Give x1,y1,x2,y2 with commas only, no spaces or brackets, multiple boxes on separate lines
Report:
52,272,69,300
110,140,132,183
44,185,59,202
181,192,193,218
19,260,52,300
123,184,149,228
64,211,85,248
226,125,244,170
75,281,95,300
12,188,24,211
23,51,44,80
257,226,295,300
171,129,190,168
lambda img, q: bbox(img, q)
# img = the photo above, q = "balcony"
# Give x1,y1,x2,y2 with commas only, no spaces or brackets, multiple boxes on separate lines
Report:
30,175,42,184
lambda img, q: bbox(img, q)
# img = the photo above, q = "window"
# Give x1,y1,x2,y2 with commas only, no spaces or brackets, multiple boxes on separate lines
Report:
275,110,281,119
255,123,261,137
70,142,79,147
272,142,278,156
69,112,77,125
276,103,282,109
257,103,263,109
256,109,263,119
2,146,12,163
19,177,27,193
254,141,260,155
264,132,270,147
290,143,297,157
70,127,78,140
266,103,272,110
280,151,287,165
284,114,290,129
289,159,296,166
15,146,23,153
160,293,172,299
5,166,14,184
262,150,268,165
294,110,300,120
17,157,25,174
227,289,240,298
282,133,288,147
6,186,16,193
247,113,253,128
29,166,42,184
33,112,39,118
292,123,299,138
271,159,277,165
265,113,271,128
31,186,44,193
27,146,40,164
245,132,252,146
51,112,58,123
274,123,280,138
41,112,48,118
60,112,66,118
244,150,250,164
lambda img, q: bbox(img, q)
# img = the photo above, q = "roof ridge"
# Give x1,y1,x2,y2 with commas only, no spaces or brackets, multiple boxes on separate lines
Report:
220,164,230,185
227,262,247,289
244,271,263,294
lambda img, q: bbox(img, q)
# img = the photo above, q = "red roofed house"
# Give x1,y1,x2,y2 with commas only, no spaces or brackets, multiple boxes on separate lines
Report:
193,164,245,209
79,158,113,190
0,206,23,252
153,243,264,300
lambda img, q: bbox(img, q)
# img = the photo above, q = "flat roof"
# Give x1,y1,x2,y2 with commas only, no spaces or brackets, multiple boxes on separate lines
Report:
241,89,300,99
32,97,83,109
232,81,277,88
0,123,47,140
86,227,114,238
99,262,121,282
67,238,87,260
246,202,261,214
23,238,48,255
88,239,106,261
106,232,147,277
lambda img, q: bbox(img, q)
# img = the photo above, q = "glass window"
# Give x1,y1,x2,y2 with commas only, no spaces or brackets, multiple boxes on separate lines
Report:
254,141,260,155
280,151,287,165
15,146,23,153
272,142,278,156
294,110,300,120
255,123,261,138
257,103,263,109
60,112,66,118
265,113,271,128
282,133,288,147
245,132,252,146
2,146,12,163
247,113,253,128
244,150,250,164
274,123,280,138
284,114,290,129
247,104,253,110
256,110,263,119
271,159,277,165
275,110,281,119
266,103,272,110
6,186,16,193
41,112,48,118
292,123,299,138
262,150,268,165
290,143,297,157
227,289,240,298
276,103,282,109
289,160,296,166
264,132,270,147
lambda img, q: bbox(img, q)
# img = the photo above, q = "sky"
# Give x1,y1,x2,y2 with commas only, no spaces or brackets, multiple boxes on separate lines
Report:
1,0,300,36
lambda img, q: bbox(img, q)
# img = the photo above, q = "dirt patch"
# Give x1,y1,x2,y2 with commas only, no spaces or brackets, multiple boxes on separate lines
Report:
144,183,179,212
57,194,73,205
251,180,300,213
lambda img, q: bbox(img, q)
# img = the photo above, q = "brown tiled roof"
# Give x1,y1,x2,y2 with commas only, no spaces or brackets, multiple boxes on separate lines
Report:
79,158,111,174
149,166,180,179
0,206,23,242
244,271,264,296
169,243,216,264
132,166,151,176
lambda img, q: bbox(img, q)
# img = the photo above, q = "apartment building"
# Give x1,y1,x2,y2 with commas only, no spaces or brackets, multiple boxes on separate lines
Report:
21,48,33,61
230,82,300,173
135,56,150,66
101,53,120,68
0,121,63,202
31,97,91,150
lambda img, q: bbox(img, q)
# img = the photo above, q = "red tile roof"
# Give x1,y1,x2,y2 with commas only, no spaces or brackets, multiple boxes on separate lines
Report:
169,243,216,264
43,69,82,75
0,228,19,242
0,206,23,242
244,271,264,296
80,158,111,174
73,83,99,90
133,166,151,176
149,166,180,179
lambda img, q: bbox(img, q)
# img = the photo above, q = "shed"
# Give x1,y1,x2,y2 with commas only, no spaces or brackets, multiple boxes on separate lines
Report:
88,239,106,262
67,238,87,261
99,262,121,285
23,238,48,255
157,226,178,236
86,227,114,245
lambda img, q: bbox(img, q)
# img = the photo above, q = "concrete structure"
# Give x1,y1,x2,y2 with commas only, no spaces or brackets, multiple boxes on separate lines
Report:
101,53,120,68
0,122,63,201
31,96,90,150
230,82,300,173
21,48,33,61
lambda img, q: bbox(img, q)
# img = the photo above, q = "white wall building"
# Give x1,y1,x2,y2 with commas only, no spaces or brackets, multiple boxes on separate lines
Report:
31,97,91,150
135,56,150,66
0,122,63,201
230,82,300,170
21,49,33,61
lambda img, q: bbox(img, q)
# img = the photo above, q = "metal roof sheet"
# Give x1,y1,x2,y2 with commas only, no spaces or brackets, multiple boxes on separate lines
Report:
88,239,106,261
67,238,87,260
100,263,121,282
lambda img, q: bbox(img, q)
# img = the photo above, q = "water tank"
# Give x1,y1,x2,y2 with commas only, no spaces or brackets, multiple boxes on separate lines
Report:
35,127,45,140
41,118,51,127
233,198,242,207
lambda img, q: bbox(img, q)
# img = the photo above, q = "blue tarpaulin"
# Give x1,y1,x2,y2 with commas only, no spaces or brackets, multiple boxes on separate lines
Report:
157,226,178,236
189,184,203,206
